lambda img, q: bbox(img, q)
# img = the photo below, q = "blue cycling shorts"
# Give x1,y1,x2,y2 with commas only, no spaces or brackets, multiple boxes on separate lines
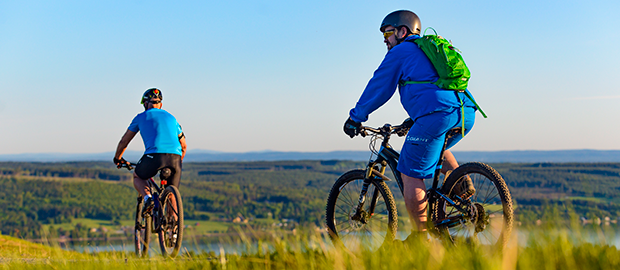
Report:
397,107,475,179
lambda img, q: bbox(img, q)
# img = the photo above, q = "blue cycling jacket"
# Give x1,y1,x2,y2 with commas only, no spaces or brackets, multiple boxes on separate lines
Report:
128,108,183,156
349,35,477,123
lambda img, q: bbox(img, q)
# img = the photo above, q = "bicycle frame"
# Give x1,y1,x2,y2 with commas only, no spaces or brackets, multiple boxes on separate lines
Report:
329,122,513,250
125,163,171,231
122,162,183,257
354,125,470,226
145,174,177,233
144,178,161,197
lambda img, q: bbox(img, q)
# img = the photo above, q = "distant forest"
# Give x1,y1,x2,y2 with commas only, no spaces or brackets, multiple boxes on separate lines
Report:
1,161,620,238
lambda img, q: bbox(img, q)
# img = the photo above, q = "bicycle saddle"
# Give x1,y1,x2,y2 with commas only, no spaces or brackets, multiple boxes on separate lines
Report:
160,168,172,180
447,128,463,138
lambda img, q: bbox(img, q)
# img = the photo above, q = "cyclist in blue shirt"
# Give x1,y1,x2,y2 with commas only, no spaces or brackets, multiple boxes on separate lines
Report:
114,88,187,209
343,10,477,238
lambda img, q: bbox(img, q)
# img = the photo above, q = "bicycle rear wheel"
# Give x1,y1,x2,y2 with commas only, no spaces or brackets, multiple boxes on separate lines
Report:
158,185,184,258
134,197,152,257
431,162,513,249
326,169,398,252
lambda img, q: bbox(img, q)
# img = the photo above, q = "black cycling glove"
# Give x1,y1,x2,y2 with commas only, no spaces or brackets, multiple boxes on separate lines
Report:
401,118,413,128
343,118,362,138
396,118,414,137
113,157,128,168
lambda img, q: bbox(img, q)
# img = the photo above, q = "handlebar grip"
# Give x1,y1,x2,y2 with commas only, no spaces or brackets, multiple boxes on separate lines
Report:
395,126,409,137
118,162,136,171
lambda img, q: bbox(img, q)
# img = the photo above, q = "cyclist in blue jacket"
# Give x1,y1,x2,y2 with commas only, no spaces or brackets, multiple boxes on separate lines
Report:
114,88,187,210
343,10,477,238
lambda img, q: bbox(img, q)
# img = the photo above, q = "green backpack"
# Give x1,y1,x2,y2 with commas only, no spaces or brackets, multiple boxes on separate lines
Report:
400,27,487,119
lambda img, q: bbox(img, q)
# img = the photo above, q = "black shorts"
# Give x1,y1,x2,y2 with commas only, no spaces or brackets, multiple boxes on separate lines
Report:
135,153,182,187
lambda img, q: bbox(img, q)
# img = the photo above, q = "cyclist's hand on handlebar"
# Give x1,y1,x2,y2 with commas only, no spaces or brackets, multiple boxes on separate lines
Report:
400,118,414,129
343,118,362,138
396,118,413,137
113,157,128,169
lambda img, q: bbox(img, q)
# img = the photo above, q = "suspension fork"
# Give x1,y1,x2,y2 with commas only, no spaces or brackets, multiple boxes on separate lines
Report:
352,161,387,223
367,161,388,217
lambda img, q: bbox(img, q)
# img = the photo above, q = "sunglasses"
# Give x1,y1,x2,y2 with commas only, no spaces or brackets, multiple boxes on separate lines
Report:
383,29,396,39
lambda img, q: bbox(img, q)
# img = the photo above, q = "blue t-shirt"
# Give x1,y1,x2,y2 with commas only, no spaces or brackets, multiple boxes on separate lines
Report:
349,35,477,123
128,108,183,155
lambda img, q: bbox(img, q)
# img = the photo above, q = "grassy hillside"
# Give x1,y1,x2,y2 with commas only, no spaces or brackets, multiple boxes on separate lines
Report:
0,234,85,259
2,228,620,270
493,163,620,224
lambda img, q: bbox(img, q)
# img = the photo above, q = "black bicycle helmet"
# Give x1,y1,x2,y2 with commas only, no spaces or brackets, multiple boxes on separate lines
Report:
141,88,163,104
380,10,421,36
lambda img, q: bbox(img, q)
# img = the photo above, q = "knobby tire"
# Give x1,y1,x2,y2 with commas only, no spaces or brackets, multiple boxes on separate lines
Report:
431,162,513,250
326,169,398,252
158,185,184,258
134,197,152,257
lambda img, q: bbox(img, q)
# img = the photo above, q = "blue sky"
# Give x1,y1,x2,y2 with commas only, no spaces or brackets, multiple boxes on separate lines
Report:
1,0,619,155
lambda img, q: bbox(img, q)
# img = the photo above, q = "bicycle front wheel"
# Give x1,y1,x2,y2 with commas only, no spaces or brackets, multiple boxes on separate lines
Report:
158,185,184,258
134,197,152,257
432,162,513,249
326,169,398,252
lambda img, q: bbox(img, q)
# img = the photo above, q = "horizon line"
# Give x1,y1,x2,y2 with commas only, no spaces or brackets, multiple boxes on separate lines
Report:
1,148,620,156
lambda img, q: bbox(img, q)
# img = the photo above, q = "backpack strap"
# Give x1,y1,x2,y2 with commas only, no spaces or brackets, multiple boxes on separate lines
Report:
456,93,466,137
399,80,434,86
461,90,487,118
401,80,488,121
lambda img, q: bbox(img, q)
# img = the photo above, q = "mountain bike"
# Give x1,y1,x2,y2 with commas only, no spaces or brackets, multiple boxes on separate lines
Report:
325,121,513,251
120,163,184,258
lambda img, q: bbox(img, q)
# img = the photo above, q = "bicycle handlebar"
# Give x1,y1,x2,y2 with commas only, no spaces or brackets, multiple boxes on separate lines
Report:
359,121,410,138
118,162,137,171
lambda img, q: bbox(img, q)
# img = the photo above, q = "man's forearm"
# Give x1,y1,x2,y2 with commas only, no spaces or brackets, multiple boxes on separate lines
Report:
115,130,137,159
114,144,128,159
179,137,187,161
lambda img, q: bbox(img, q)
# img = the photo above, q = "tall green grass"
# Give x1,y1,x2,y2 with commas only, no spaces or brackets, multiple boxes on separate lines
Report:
3,224,620,269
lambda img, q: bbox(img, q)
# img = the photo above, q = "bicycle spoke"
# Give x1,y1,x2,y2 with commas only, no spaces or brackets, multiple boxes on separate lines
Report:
166,203,179,217
341,186,356,205
338,191,355,206
156,186,183,257
335,220,354,231
481,181,494,203
338,185,387,245
335,204,351,217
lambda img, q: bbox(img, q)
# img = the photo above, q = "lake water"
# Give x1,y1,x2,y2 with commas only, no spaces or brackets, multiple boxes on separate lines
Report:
53,235,278,256
49,226,620,256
